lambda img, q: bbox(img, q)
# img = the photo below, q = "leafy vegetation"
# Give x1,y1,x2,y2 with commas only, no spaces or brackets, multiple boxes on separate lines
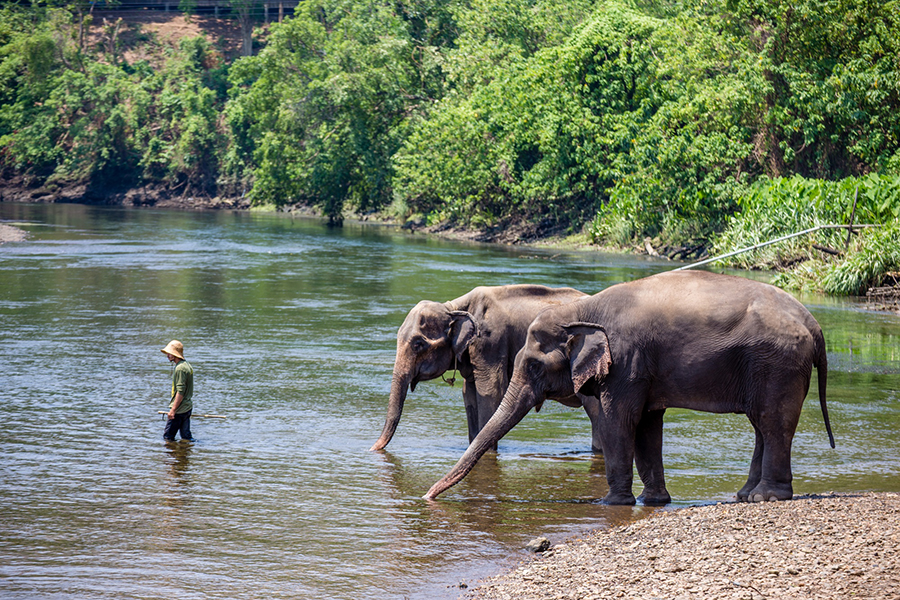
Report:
0,4,226,194
709,174,900,293
0,0,898,292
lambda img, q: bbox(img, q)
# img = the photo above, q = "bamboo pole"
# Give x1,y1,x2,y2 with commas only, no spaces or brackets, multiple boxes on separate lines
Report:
158,411,227,419
675,224,881,271
845,186,860,251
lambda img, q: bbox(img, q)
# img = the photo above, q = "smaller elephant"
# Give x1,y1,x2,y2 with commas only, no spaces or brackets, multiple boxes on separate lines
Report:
424,271,835,504
370,285,603,452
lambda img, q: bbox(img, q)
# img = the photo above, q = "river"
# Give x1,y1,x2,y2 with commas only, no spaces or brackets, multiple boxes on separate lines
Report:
1,203,898,599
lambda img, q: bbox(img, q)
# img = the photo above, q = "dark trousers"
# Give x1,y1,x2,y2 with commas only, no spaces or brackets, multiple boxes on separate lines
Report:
164,410,193,441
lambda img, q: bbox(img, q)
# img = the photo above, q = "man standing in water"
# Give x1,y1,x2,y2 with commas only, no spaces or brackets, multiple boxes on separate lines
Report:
161,340,194,442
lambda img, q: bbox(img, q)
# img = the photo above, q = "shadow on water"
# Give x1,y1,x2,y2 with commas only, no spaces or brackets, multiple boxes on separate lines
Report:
1,203,899,600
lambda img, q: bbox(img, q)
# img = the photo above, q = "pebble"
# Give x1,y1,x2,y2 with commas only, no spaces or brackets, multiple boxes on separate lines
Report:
464,492,900,600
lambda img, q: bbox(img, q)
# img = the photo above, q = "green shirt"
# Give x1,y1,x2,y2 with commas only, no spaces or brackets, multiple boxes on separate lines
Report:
169,360,194,414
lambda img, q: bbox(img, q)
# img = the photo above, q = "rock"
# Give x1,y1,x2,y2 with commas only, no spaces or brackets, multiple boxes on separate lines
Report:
526,537,551,553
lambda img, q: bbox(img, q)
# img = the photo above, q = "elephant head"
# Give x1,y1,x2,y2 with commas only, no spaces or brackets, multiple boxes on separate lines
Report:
423,313,610,498
370,301,477,451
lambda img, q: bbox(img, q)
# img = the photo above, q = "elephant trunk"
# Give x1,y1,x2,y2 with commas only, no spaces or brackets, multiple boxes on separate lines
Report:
423,380,535,499
370,370,412,451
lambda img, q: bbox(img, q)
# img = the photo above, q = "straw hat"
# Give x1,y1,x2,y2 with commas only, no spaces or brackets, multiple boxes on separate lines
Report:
161,340,185,360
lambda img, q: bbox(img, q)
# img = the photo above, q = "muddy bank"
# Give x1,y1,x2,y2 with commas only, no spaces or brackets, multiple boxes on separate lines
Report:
464,492,900,600
0,177,250,211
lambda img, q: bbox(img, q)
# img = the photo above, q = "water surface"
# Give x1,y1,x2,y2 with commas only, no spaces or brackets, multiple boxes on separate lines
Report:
1,203,898,599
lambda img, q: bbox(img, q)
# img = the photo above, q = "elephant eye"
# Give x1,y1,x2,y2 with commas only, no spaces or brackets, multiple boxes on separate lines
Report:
411,337,427,353
525,358,544,380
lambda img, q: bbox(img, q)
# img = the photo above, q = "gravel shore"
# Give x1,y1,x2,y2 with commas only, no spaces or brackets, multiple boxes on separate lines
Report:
0,223,27,244
465,492,900,600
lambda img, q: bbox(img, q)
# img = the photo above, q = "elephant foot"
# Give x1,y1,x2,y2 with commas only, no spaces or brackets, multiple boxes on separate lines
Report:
601,491,636,506
740,482,793,503
637,490,671,506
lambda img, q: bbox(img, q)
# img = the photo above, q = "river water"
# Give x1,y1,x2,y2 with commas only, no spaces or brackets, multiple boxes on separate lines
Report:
1,203,898,599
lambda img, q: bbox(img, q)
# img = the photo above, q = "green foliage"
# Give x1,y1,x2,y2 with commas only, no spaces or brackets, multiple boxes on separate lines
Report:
713,173,900,269
820,225,900,295
724,0,900,176
0,0,899,290
0,7,227,193
395,1,650,227
225,0,454,219
715,174,900,294
588,0,900,246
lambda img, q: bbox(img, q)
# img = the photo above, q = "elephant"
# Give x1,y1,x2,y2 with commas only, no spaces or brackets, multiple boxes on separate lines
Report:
424,271,836,505
370,284,603,453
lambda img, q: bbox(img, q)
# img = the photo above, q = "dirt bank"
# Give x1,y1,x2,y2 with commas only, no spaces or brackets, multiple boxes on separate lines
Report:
0,176,250,211
464,492,900,600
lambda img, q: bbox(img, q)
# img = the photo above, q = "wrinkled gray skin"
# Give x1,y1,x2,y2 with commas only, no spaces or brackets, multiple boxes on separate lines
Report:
370,285,598,453
424,271,835,505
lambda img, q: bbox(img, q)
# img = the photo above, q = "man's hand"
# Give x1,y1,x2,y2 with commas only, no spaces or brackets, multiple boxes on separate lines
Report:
168,391,184,420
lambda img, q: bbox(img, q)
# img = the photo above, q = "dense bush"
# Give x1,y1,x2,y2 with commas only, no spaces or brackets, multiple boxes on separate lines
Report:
819,224,900,295
0,5,226,194
710,173,900,292
394,2,658,229
223,0,455,221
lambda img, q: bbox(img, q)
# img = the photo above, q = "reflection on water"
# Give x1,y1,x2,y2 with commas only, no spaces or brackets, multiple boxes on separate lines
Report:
1,203,899,600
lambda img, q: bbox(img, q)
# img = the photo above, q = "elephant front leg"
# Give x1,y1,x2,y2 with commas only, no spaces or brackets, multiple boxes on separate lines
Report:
634,410,671,505
599,422,638,505
462,379,480,444
463,378,500,451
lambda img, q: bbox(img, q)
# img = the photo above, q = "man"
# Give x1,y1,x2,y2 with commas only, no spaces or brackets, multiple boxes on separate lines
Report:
161,340,194,442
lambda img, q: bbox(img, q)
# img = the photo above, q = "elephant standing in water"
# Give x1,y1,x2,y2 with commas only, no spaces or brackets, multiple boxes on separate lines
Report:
424,271,835,505
370,285,601,452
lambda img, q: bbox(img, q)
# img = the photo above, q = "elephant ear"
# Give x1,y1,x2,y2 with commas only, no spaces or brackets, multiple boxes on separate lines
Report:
564,322,611,394
449,311,477,359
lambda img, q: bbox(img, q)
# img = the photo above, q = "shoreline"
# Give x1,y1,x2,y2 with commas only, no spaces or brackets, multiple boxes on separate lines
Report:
463,492,900,599
0,190,609,251
4,197,899,312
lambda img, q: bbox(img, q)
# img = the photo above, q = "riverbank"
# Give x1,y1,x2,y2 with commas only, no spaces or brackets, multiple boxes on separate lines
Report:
4,194,900,311
463,492,900,600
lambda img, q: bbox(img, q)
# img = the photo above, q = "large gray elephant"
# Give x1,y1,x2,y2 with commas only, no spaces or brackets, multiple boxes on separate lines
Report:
424,271,836,505
370,285,599,452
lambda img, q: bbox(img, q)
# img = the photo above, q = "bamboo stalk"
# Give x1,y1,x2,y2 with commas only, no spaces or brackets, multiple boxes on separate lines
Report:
158,411,227,419
845,186,859,251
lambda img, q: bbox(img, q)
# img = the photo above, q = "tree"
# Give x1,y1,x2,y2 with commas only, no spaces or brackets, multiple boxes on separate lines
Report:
230,0,255,57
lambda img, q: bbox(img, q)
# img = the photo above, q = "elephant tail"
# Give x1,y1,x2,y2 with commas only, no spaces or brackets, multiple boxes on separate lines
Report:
815,334,836,449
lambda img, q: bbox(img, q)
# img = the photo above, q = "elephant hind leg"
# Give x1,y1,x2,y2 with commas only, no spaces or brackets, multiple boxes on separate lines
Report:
579,393,605,454
738,427,764,501
746,434,795,502
741,389,803,502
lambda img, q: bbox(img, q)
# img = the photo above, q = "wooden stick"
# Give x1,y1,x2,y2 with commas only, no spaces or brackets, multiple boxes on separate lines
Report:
158,411,227,419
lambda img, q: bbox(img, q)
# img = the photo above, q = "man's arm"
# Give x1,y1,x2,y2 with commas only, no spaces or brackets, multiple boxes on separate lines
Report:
168,392,184,419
